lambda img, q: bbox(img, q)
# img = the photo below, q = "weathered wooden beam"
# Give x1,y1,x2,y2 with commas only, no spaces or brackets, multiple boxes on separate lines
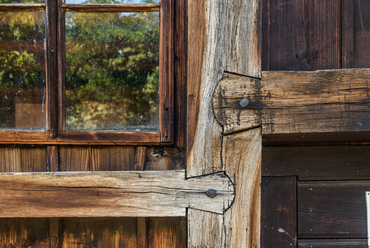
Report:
0,170,234,218
213,69,370,142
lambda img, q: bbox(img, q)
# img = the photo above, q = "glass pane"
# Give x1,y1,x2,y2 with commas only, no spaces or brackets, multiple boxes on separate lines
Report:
65,0,159,4
65,12,159,131
0,12,46,129
0,0,45,3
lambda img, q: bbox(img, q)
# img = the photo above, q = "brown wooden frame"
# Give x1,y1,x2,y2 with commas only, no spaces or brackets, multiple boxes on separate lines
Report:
0,0,174,145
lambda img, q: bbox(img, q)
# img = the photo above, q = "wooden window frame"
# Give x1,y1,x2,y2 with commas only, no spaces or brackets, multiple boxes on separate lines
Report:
0,0,174,145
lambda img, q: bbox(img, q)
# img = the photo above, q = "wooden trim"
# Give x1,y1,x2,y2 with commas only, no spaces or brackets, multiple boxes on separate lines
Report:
46,0,59,138
0,131,164,145
0,4,45,11
62,3,160,13
0,170,234,217
159,0,174,143
213,69,370,142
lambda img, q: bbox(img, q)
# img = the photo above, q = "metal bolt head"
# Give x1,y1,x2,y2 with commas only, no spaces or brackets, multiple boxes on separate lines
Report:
239,97,250,108
205,189,217,198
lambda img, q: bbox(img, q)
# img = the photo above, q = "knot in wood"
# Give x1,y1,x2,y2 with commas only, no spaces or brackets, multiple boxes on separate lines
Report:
239,97,250,108
205,189,217,198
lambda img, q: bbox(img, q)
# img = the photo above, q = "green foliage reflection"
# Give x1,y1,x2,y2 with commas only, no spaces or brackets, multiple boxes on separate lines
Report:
65,12,160,130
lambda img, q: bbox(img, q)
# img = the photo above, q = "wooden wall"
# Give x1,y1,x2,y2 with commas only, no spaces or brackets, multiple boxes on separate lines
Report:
261,1,370,247
262,0,370,71
0,0,188,246
0,145,187,247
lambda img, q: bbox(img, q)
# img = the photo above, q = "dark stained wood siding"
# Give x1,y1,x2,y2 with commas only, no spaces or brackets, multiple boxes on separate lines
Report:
262,0,370,71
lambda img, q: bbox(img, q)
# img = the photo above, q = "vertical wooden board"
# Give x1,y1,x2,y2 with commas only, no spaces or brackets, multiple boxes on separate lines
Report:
222,128,261,248
188,210,224,247
59,146,91,171
174,0,187,150
0,218,50,247
0,146,46,172
47,146,59,172
188,128,262,248
353,0,370,68
20,146,47,172
225,0,261,78
0,146,21,172
306,0,341,70
261,176,297,248
61,218,138,248
186,0,224,176
264,0,340,71
342,0,354,68
148,218,186,248
91,146,136,171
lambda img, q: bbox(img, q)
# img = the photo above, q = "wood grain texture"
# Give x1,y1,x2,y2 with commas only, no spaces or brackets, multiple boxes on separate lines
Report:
0,170,234,217
261,177,297,248
225,0,261,77
298,181,368,238
61,218,138,248
214,69,370,135
62,3,160,12
263,146,370,180
298,239,367,248
148,218,186,248
0,3,45,11
188,128,261,248
0,218,51,247
262,0,341,71
187,0,262,176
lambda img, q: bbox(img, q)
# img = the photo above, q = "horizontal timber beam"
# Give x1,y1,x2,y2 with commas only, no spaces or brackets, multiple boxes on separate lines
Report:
0,170,234,218
213,69,370,144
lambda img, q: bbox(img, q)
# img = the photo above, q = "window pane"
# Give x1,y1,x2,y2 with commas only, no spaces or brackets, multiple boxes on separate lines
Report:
65,12,159,131
0,12,46,129
65,0,159,4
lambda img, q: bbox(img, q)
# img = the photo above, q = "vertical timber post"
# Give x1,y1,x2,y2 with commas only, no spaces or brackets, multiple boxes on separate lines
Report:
186,0,262,247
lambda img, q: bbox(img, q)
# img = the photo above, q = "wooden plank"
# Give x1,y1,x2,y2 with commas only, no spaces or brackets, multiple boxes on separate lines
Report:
186,0,223,176
213,69,370,137
47,146,59,172
225,0,261,78
263,146,370,180
298,239,367,248
262,0,340,71
261,177,297,248
62,3,160,12
148,218,186,248
0,3,45,11
0,218,51,247
59,146,91,171
0,170,234,217
159,0,175,143
91,146,136,171
353,0,370,68
342,0,354,68
298,181,369,238
61,217,138,247
188,128,261,248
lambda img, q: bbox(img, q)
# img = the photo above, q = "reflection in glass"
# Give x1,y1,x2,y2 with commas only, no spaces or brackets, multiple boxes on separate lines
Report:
0,12,46,129
65,0,159,4
65,12,159,130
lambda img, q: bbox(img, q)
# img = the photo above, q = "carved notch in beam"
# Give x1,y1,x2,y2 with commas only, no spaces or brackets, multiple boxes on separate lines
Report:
0,170,234,218
213,69,370,139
